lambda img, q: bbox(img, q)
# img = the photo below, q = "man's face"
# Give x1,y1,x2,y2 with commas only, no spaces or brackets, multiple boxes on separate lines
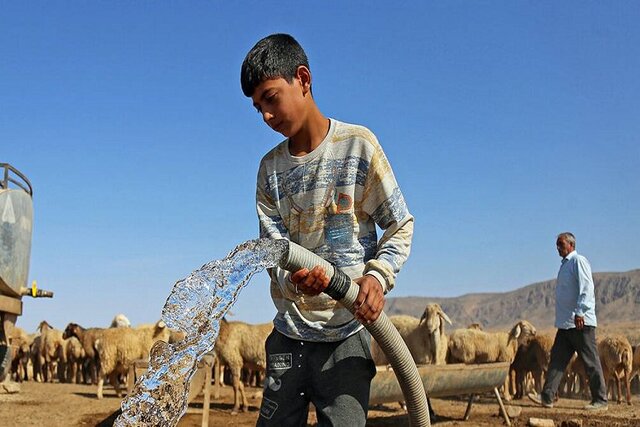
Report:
556,237,574,258
251,74,307,138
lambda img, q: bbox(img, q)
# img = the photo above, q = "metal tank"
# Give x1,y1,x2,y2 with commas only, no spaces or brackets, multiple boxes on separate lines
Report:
0,163,52,385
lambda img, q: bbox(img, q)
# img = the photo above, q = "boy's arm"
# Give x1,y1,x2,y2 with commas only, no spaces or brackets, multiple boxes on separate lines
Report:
257,182,287,241
258,176,330,296
362,140,414,294
256,167,293,290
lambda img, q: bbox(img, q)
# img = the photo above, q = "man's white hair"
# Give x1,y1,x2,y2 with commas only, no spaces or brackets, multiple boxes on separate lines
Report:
557,232,576,248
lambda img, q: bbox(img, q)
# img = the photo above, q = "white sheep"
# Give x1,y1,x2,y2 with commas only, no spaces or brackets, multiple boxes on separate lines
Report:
93,320,170,399
38,321,65,383
598,335,633,405
109,313,131,328
448,320,537,401
371,303,452,366
29,320,57,382
213,320,272,414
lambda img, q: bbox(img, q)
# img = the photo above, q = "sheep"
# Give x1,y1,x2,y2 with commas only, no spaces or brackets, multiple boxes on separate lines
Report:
508,333,553,400
64,336,85,383
63,323,105,385
28,321,56,382
632,345,640,382
93,320,170,399
508,333,535,399
9,327,31,382
598,335,633,405
37,321,65,383
29,334,44,382
448,320,537,401
559,353,589,399
109,313,131,328
526,334,554,394
213,320,272,414
372,303,452,367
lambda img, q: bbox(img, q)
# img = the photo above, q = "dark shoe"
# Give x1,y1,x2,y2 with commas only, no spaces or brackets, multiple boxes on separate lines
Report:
527,392,553,408
584,401,608,411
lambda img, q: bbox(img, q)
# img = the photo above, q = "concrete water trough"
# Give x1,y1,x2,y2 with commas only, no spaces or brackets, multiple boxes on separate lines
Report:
370,362,513,425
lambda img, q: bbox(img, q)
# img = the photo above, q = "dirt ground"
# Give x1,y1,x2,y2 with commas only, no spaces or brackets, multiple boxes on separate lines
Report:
1,380,639,427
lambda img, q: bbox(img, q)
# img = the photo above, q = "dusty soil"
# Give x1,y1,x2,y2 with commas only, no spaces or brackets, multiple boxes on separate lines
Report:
1,380,639,426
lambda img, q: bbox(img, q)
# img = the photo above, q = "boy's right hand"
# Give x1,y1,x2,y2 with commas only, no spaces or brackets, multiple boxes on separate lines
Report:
290,266,330,296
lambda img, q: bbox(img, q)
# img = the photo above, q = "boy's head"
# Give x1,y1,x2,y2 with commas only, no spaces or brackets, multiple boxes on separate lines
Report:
240,33,309,98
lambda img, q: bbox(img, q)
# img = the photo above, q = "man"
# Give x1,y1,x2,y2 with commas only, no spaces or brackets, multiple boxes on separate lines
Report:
529,232,608,410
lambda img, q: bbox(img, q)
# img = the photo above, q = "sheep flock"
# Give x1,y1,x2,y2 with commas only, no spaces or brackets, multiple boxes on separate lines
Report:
6,308,640,411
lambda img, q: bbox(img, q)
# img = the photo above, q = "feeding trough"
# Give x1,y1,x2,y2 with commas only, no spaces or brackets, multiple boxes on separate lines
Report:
370,362,513,425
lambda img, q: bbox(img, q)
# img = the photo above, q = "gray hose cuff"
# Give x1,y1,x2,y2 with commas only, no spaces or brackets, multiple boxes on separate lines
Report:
325,268,352,300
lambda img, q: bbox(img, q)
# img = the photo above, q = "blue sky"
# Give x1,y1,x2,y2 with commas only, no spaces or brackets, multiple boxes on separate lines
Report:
2,2,639,332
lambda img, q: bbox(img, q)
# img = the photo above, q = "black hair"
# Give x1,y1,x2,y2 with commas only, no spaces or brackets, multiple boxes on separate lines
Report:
240,33,309,97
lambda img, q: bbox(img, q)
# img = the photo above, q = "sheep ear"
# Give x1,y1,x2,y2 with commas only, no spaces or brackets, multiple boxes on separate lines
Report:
513,324,522,339
439,310,452,325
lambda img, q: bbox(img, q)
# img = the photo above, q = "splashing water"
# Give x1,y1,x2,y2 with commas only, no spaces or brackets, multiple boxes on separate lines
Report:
115,238,288,427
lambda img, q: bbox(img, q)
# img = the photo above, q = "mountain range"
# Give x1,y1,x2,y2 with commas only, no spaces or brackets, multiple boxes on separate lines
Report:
385,269,640,333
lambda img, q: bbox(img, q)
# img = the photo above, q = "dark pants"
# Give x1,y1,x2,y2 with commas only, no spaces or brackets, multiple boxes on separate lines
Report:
541,327,607,404
257,328,376,427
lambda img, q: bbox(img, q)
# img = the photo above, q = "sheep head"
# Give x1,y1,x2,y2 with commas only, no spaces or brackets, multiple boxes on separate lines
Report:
37,320,53,333
152,320,171,342
62,323,82,340
509,320,536,343
419,303,452,336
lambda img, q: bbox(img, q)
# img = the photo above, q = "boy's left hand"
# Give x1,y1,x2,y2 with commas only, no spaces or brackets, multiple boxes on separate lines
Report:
353,275,385,323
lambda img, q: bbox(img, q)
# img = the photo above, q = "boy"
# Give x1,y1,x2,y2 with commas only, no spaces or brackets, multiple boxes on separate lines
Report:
241,34,414,426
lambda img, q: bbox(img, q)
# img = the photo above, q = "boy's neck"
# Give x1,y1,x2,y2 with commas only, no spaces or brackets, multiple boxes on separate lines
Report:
288,106,330,157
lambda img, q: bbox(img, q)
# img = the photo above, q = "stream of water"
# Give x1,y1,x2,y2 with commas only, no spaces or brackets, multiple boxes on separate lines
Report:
114,238,288,426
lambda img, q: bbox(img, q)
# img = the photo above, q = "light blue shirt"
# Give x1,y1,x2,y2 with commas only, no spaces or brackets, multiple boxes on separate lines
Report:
555,250,597,329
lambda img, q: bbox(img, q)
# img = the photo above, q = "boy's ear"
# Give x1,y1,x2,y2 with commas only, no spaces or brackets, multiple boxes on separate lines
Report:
295,65,312,95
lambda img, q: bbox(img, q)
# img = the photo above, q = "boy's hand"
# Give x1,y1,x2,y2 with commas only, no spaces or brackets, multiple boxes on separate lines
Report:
353,275,385,323
290,266,330,296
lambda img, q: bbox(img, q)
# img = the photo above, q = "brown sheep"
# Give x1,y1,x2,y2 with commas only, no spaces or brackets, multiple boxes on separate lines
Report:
527,334,554,393
508,334,535,399
63,323,105,385
9,327,31,382
632,345,640,382
559,353,589,399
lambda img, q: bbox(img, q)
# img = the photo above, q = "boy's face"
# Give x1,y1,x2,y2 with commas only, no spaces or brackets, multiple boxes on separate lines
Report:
251,68,310,138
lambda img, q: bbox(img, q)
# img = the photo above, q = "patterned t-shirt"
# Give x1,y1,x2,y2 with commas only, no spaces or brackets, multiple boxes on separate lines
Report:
256,118,414,342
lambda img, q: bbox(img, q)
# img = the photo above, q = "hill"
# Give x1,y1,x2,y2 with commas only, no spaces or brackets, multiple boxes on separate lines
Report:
385,269,640,333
